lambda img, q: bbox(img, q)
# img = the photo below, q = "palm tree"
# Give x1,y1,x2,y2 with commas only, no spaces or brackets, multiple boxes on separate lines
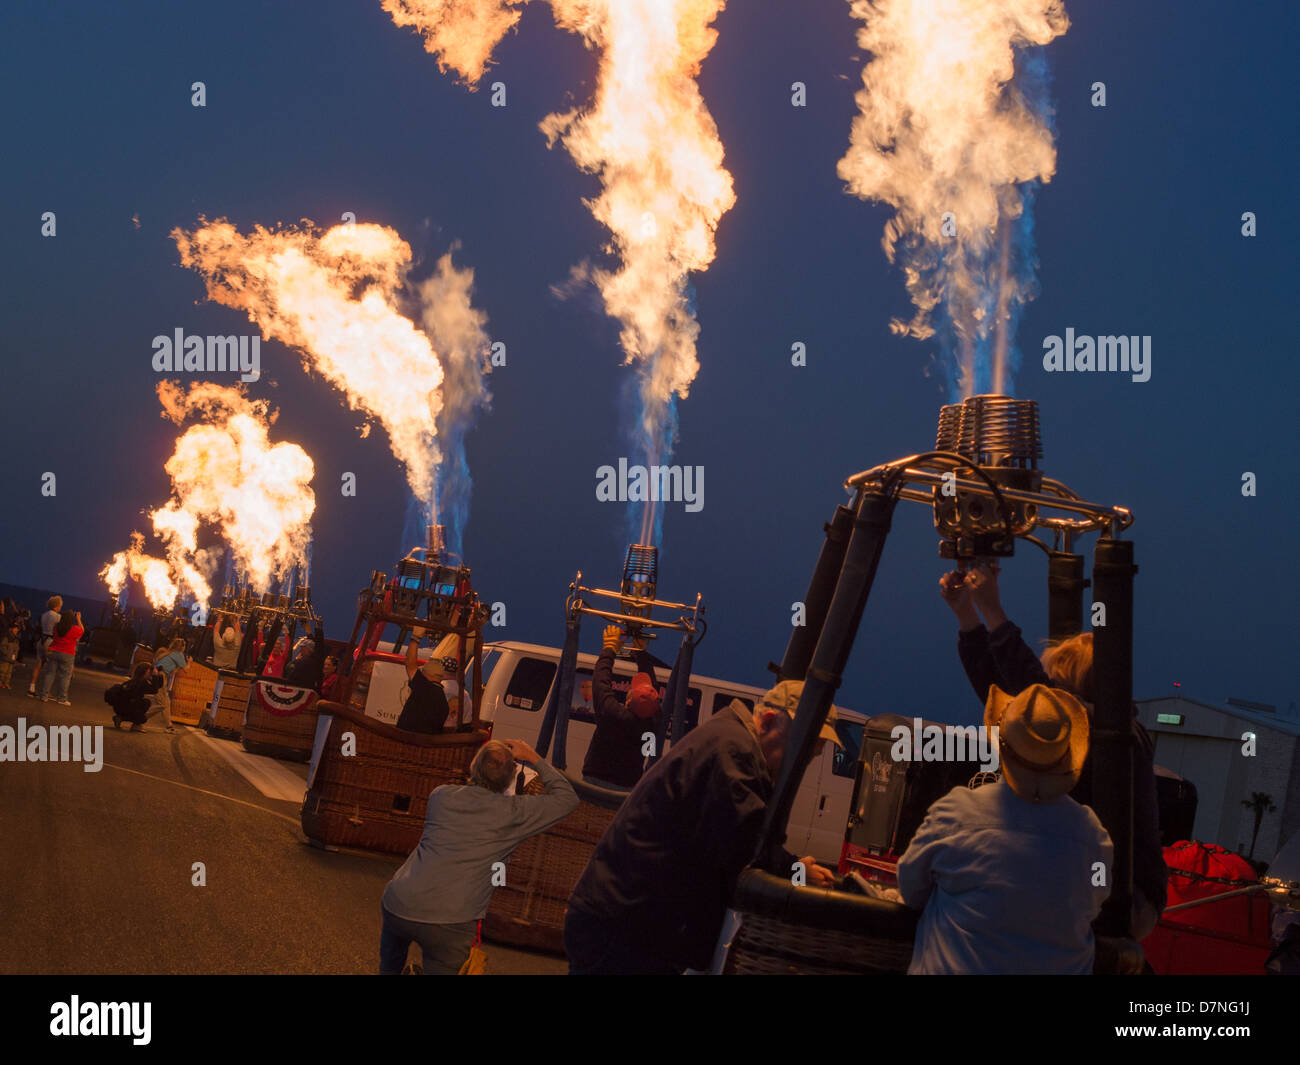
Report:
1241,792,1277,859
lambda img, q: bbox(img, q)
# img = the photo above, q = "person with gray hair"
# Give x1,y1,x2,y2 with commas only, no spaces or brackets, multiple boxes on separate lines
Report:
27,595,63,697
565,679,840,974
379,737,578,974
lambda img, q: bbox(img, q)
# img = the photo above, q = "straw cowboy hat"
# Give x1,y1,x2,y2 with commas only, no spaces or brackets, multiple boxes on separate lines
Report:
984,683,1089,802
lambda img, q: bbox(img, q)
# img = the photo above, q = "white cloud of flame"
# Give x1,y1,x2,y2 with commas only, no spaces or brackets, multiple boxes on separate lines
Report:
837,0,1068,396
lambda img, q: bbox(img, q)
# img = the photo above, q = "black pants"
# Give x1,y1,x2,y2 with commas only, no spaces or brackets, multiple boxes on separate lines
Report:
563,907,681,975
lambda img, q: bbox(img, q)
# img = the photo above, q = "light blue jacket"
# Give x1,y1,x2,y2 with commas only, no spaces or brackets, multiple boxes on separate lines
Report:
897,777,1112,974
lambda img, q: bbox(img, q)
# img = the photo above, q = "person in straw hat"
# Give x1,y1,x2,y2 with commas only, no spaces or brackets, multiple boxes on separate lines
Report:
939,562,1167,938
897,683,1113,974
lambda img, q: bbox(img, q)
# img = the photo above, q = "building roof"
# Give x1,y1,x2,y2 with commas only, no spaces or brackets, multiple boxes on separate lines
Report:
1138,694,1300,738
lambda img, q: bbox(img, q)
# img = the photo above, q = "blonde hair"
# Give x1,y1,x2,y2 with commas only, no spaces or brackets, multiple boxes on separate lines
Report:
47,596,62,611
169,637,187,654
469,741,517,793
1040,632,1094,703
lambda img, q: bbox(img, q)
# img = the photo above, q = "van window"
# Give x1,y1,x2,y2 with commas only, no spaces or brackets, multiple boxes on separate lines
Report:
477,647,502,689
570,669,596,724
831,719,863,778
666,689,702,739
573,669,700,735
502,657,557,712
712,692,752,717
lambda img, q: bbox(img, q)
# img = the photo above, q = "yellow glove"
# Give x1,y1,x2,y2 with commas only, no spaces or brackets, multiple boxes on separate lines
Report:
602,625,623,654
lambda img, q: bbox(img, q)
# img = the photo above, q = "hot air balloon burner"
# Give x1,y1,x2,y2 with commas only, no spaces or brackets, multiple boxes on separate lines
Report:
932,394,1044,562
428,523,447,560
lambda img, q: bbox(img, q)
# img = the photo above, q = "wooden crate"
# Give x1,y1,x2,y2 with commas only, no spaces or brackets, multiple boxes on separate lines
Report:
301,703,487,854
207,672,252,740
169,661,217,727
242,681,320,762
484,775,623,955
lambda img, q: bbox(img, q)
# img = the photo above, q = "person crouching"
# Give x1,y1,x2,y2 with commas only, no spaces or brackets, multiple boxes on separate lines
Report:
897,683,1113,974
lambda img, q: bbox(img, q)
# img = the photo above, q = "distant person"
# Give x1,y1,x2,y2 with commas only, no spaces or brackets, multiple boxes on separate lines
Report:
380,738,578,974
565,679,839,974
394,628,451,735
0,621,20,689
581,625,662,791
40,609,83,705
572,677,594,716
283,624,326,690
27,595,62,697
263,633,288,678
898,683,1113,974
109,664,165,732
320,655,342,701
939,563,1167,936
154,617,177,653
212,616,242,670
149,637,188,734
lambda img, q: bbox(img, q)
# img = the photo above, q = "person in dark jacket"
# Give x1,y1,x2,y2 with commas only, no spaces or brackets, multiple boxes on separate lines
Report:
939,563,1168,938
565,680,837,974
581,625,662,791
395,626,451,735
283,623,326,690
110,664,165,732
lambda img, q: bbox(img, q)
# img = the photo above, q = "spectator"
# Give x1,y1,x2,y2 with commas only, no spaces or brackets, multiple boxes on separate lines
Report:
380,737,578,974
109,664,165,732
394,627,451,735
27,595,62,697
283,623,326,690
149,637,189,734
263,632,288,678
898,683,1113,974
0,620,20,689
40,609,83,705
320,655,341,701
212,615,242,671
564,679,839,974
581,624,662,791
939,563,1167,937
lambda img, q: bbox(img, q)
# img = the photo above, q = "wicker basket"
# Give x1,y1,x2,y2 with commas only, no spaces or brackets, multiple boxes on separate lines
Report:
169,661,217,728
484,773,625,954
241,680,320,762
207,672,252,740
130,646,155,671
300,702,488,854
720,868,917,975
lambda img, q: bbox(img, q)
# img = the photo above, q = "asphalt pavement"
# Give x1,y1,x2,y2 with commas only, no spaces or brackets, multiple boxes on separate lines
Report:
0,661,566,975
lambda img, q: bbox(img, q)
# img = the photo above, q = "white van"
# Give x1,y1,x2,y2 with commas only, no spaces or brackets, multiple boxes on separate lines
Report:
476,641,867,864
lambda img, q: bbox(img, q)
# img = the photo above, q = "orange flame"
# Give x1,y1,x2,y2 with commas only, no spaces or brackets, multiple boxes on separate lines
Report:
173,220,489,525
838,0,1069,395
101,532,191,611
384,0,735,469
102,383,315,608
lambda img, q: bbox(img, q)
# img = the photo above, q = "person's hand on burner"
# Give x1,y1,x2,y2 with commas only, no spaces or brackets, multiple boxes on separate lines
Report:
939,570,981,633
965,563,1007,631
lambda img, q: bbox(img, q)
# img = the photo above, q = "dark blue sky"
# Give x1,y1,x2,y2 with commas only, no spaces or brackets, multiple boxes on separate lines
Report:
2,0,1296,722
